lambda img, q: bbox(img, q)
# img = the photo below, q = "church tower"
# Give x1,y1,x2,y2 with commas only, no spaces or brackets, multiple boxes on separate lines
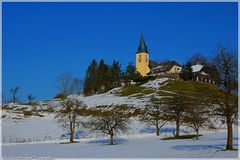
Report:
136,33,150,76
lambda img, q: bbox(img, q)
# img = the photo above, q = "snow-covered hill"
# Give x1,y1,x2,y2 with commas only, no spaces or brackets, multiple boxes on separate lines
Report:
1,78,238,158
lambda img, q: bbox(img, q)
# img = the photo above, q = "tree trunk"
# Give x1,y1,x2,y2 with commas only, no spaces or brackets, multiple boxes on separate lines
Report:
156,125,160,136
110,133,114,145
196,129,199,140
13,96,16,105
226,115,233,150
70,124,74,143
70,132,74,143
176,120,180,138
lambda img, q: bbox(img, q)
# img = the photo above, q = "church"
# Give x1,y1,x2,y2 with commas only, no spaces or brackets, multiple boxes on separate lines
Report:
135,33,182,78
135,33,151,77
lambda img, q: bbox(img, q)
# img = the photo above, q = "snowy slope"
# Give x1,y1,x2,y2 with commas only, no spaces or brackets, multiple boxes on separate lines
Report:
1,78,239,158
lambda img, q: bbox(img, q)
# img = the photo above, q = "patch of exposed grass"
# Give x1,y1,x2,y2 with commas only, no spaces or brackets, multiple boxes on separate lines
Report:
157,91,175,96
41,107,54,113
118,85,144,96
160,80,219,93
2,105,12,110
21,102,38,106
142,89,155,95
23,110,33,117
161,134,202,140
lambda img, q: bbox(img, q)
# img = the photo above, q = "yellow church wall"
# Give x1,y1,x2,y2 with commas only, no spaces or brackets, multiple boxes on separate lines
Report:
136,52,150,76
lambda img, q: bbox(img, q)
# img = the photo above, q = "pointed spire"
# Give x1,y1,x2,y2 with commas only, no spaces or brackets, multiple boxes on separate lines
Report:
137,33,148,53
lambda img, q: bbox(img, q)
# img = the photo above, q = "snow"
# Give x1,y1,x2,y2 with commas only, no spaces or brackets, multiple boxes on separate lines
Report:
140,78,169,89
2,130,238,158
191,64,203,73
68,87,150,108
2,79,239,158
2,112,65,143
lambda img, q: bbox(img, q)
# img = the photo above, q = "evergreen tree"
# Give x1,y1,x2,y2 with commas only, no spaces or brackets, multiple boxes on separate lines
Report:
83,59,98,95
110,60,122,88
180,62,193,81
124,62,136,84
96,59,110,93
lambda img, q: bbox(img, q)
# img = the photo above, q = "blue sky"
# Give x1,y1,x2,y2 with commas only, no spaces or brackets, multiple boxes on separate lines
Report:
3,2,238,102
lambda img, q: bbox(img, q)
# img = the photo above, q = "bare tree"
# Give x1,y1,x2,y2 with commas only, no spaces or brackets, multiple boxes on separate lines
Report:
56,73,84,98
27,94,35,103
211,45,238,150
70,78,84,95
140,98,167,136
88,105,130,145
188,53,207,65
214,45,237,93
10,87,20,104
56,73,73,99
55,98,87,143
184,102,209,140
163,92,188,138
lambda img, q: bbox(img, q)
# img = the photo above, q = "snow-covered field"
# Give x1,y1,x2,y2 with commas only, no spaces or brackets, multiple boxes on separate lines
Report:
2,130,238,158
2,109,238,158
1,78,239,158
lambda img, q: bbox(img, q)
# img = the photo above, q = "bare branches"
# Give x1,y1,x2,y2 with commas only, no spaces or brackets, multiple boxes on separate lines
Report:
56,73,84,99
10,87,20,104
87,105,130,145
54,98,87,143
140,98,168,136
27,94,35,103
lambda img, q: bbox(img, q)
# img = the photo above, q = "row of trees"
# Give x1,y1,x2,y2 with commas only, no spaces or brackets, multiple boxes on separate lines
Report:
83,60,148,96
141,91,212,140
83,60,122,95
55,84,237,148
55,99,132,145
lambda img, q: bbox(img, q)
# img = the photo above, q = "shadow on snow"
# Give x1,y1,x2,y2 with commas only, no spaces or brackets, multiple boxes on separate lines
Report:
172,143,238,151
140,127,190,134
87,138,128,145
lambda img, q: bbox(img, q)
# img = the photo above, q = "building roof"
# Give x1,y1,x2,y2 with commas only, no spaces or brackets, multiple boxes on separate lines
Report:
191,64,204,73
151,60,182,72
136,33,148,53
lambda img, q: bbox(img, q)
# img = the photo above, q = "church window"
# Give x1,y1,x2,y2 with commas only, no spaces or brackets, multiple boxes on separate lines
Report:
138,57,142,63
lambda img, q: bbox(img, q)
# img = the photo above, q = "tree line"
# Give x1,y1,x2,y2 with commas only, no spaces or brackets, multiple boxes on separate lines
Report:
83,60,151,96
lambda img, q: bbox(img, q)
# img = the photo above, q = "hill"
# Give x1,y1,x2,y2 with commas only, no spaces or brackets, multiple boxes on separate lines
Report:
1,78,238,158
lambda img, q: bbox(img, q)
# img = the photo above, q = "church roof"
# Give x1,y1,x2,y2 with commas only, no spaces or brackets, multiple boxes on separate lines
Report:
137,33,148,53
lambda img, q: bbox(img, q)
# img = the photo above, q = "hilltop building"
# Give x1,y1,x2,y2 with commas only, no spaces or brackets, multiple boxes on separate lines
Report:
191,62,214,84
149,60,182,79
134,33,213,84
135,33,150,77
